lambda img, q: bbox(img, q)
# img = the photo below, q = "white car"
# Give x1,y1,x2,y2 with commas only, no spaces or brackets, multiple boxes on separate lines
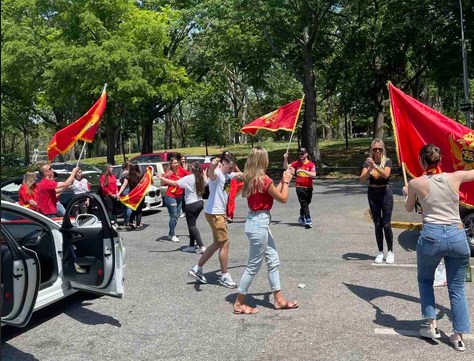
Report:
111,165,163,211
1,194,125,327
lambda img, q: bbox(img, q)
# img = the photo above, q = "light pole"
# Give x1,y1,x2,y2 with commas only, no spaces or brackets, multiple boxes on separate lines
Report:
459,0,472,128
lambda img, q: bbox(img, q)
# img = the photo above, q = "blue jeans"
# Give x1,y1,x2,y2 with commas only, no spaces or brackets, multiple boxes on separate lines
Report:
417,223,471,333
164,195,182,237
238,211,281,294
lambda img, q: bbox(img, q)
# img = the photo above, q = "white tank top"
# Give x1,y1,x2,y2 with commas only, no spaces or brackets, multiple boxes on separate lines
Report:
419,173,461,224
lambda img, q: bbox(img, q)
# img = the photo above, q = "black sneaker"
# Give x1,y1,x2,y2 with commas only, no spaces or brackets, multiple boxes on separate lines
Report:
188,268,207,284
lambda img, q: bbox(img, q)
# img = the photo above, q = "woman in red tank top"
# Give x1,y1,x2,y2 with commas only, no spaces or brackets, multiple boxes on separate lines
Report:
233,146,298,315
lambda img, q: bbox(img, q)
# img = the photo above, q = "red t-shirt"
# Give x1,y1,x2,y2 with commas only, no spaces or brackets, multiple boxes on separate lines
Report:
291,160,316,188
100,174,118,196
36,178,58,215
165,167,190,198
18,184,38,211
247,175,274,211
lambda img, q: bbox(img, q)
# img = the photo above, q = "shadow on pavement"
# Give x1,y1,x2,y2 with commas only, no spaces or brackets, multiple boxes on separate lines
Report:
1,293,120,343
0,344,39,361
225,292,274,310
398,230,419,252
343,283,452,336
342,252,374,261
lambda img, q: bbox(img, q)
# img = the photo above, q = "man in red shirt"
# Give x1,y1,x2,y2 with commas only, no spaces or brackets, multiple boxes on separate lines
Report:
36,164,79,218
283,147,317,228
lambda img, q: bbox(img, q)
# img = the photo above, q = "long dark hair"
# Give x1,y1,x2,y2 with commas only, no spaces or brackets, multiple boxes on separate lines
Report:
102,164,112,187
127,163,142,188
190,161,205,196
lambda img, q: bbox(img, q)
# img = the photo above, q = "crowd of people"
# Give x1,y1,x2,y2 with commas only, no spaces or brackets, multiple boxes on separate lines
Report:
12,142,473,352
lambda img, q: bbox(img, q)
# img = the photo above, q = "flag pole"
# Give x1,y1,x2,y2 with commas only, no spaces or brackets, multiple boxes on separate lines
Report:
286,131,295,154
402,162,408,186
286,94,305,154
76,142,87,167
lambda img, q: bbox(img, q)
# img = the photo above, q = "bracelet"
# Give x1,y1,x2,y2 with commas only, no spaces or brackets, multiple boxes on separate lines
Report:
281,181,289,185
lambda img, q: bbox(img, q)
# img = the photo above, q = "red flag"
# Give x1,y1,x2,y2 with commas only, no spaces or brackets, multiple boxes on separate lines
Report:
241,99,303,135
119,166,153,211
388,82,474,207
47,84,107,161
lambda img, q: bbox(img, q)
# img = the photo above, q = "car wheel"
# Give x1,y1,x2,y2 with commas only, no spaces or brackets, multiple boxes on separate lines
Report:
463,213,474,257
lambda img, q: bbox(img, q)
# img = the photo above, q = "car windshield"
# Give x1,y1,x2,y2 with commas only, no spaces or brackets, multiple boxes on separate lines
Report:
51,162,101,173
132,155,163,163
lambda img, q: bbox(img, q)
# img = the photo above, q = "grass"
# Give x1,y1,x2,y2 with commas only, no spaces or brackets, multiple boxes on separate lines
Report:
2,138,400,179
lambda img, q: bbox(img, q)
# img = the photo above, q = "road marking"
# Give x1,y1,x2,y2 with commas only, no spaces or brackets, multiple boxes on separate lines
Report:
374,328,474,339
371,263,417,268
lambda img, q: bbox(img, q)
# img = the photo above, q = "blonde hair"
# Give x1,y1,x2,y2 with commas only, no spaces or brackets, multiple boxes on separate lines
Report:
23,172,37,195
369,138,387,168
242,147,269,197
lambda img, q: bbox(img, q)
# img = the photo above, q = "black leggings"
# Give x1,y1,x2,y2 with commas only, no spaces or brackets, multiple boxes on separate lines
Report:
296,187,313,217
103,195,118,223
368,186,394,252
130,199,145,226
184,200,204,247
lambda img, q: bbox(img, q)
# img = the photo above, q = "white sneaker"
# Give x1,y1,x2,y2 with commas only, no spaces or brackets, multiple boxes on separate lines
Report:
195,246,206,254
170,235,180,243
179,212,186,218
182,246,196,253
375,251,384,264
219,273,237,289
386,251,395,264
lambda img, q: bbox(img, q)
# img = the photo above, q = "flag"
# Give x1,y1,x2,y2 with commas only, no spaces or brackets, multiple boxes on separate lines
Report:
241,99,303,135
47,84,107,161
119,166,153,211
388,82,474,207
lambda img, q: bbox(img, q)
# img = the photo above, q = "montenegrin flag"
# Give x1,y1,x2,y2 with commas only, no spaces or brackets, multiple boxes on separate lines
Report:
388,82,474,207
241,98,303,135
119,166,153,211
47,84,107,161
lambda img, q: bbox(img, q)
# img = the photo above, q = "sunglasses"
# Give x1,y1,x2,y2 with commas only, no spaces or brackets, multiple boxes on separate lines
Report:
373,148,383,152
298,152,306,155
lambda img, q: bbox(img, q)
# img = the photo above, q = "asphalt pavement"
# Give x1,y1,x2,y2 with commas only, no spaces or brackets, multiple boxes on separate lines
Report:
1,178,473,361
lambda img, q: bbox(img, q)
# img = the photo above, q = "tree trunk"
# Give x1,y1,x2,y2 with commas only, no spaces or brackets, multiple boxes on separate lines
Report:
373,104,384,139
106,119,116,165
141,120,153,154
164,113,172,149
302,37,321,164
23,131,30,166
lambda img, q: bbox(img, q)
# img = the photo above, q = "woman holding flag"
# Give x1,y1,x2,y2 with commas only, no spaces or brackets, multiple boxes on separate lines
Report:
118,164,145,230
403,144,474,351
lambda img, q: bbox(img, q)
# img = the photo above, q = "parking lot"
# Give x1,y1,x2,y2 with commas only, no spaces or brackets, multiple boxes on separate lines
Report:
1,179,473,361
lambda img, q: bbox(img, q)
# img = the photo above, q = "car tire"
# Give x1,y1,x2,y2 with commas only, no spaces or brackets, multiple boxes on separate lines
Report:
463,212,474,257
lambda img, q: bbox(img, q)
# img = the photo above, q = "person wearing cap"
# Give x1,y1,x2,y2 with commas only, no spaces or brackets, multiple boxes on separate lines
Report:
283,147,317,228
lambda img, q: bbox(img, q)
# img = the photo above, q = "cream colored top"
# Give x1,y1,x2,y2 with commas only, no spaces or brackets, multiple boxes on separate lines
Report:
420,173,461,224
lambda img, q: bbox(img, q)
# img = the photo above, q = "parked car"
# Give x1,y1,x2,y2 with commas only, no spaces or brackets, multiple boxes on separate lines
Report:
186,156,213,171
460,205,474,257
110,164,163,212
0,171,100,208
1,194,125,327
129,151,179,163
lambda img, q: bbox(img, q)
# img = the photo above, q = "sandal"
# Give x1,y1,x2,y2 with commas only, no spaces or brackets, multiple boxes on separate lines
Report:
450,335,466,352
128,223,136,230
233,304,258,315
274,300,299,310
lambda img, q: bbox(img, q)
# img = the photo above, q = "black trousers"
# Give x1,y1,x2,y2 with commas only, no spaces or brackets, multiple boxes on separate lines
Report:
296,187,313,217
367,186,394,252
103,195,118,223
130,199,145,226
184,200,204,247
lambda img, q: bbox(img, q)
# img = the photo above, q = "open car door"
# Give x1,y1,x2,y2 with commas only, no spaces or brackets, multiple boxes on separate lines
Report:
60,194,124,298
1,225,40,327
